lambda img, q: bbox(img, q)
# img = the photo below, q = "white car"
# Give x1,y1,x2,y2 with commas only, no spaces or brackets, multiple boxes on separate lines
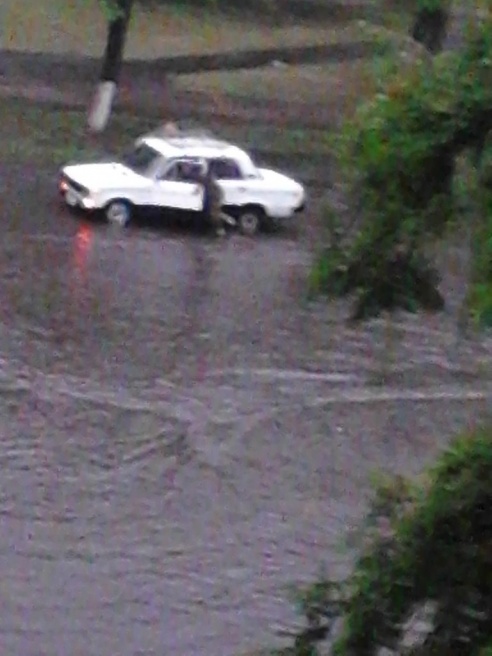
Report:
58,129,305,235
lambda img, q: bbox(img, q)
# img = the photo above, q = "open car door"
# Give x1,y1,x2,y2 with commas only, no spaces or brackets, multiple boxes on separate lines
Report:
154,158,204,212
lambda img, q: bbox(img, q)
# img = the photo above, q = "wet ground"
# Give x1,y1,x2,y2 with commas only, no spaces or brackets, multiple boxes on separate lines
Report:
1,100,492,654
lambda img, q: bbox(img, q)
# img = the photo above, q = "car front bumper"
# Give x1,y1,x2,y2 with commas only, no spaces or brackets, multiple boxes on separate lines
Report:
59,177,96,210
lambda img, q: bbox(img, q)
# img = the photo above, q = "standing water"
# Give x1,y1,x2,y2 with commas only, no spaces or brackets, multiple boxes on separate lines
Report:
0,211,491,655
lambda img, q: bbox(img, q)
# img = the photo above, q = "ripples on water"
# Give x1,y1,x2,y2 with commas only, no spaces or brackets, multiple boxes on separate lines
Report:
0,227,491,655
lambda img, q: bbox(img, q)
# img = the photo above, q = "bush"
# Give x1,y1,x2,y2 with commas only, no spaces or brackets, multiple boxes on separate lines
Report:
284,424,492,655
311,9,492,324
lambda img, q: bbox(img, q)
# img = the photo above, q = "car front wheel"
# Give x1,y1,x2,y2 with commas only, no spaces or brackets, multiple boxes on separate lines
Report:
238,208,262,236
105,200,132,227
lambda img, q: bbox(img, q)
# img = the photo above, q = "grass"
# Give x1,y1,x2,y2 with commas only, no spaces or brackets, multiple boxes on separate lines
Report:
175,59,378,117
0,97,337,169
1,0,414,59
0,98,153,164
2,0,383,59
1,0,409,141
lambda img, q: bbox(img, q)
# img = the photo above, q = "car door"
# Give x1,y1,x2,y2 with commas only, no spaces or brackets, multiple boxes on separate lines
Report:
153,159,204,212
209,158,248,207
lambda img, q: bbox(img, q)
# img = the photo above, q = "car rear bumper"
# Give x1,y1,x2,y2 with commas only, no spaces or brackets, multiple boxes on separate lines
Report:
268,201,306,222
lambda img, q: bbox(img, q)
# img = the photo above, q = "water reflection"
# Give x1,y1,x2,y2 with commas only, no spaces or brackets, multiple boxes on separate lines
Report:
72,223,93,283
1,176,491,655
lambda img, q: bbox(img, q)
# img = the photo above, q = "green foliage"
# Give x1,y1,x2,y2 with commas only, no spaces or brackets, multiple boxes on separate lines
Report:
469,145,492,327
283,425,492,656
312,11,492,322
99,0,124,20
415,0,447,10
338,425,492,656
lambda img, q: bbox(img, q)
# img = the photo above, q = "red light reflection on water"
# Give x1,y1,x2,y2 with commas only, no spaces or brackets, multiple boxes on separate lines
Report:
68,223,95,317
72,223,93,282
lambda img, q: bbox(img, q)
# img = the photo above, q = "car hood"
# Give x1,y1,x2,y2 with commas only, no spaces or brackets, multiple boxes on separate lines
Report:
62,162,151,190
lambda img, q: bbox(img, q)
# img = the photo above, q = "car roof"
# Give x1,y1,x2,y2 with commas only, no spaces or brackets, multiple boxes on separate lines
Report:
139,131,251,163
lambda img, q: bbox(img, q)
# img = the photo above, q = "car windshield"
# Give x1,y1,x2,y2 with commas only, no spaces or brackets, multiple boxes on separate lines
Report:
120,143,161,175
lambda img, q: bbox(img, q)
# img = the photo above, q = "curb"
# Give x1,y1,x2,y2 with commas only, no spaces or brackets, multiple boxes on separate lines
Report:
0,40,381,79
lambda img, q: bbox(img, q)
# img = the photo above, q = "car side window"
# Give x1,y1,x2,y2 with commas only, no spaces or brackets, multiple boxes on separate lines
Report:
160,161,196,182
210,158,243,180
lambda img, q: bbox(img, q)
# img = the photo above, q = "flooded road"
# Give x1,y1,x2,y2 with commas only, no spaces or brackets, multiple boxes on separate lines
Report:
1,165,491,655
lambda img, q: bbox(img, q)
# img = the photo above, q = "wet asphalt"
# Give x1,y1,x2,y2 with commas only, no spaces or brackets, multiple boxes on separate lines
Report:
0,161,491,655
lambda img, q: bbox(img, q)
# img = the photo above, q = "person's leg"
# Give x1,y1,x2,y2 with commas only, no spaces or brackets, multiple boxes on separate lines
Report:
215,221,226,237
210,201,226,237
220,210,236,227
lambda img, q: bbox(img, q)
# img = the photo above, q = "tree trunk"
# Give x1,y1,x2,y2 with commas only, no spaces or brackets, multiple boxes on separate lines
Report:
88,0,134,132
411,5,449,54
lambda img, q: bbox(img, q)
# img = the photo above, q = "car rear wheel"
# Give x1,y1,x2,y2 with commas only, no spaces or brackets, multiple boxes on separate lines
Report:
106,200,132,227
238,208,262,236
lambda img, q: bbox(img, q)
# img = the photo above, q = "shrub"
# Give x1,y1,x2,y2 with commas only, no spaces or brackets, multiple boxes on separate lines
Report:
311,9,492,324
285,425,492,655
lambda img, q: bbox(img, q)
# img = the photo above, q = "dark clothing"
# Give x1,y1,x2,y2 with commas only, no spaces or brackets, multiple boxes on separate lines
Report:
203,174,222,217
202,172,226,234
